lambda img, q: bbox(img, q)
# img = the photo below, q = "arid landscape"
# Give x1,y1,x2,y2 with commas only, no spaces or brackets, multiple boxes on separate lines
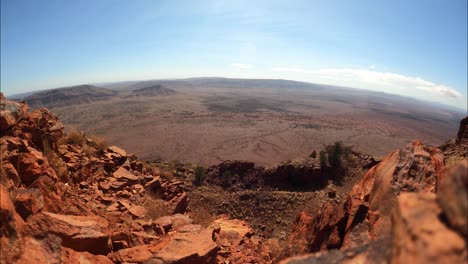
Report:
16,78,464,167
1,93,467,263
2,1,467,263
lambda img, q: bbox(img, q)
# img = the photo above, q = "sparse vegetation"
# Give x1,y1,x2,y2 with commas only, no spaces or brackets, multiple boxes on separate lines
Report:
42,135,70,183
89,135,108,153
143,194,172,219
193,166,206,186
309,150,317,159
319,141,354,184
221,170,233,188
67,128,85,146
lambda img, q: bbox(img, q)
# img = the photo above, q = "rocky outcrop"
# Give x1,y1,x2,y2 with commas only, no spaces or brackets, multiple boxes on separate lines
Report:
0,96,275,263
281,130,468,263
391,192,466,263
282,140,445,257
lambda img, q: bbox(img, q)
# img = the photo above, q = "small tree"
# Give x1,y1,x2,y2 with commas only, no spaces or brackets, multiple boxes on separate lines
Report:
319,150,328,169
309,150,317,159
193,166,205,186
328,141,343,169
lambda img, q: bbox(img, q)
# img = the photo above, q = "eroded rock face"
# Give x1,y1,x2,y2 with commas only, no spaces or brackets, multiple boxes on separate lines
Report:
437,160,468,237
391,192,466,263
282,140,446,257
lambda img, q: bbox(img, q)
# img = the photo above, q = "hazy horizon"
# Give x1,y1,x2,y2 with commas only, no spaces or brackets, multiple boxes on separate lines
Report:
3,76,466,112
1,0,467,109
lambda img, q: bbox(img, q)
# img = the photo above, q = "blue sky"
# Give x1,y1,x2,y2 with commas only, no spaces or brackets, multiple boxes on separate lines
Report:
1,0,467,108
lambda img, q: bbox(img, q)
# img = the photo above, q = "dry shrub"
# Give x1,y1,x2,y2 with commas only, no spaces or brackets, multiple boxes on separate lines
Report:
81,144,96,158
160,170,174,181
143,194,171,219
50,155,70,183
42,136,70,183
56,135,68,146
67,128,85,146
267,239,282,260
89,135,108,152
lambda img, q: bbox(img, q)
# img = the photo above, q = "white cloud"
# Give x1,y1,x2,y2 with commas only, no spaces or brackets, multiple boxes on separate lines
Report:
369,65,376,69
272,67,464,102
231,63,253,69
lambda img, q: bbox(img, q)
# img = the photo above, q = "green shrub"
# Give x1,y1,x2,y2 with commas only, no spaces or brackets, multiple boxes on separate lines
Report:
309,150,317,158
193,166,206,186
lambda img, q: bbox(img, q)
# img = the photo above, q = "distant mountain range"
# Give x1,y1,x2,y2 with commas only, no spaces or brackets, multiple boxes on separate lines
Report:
8,77,466,113
131,85,176,96
21,85,117,108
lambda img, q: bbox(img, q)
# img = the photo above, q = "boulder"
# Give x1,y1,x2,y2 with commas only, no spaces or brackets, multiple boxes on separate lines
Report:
212,218,253,247
436,160,468,238
170,192,188,214
14,188,44,220
0,94,28,131
171,214,193,231
25,212,110,254
154,216,173,232
391,193,466,263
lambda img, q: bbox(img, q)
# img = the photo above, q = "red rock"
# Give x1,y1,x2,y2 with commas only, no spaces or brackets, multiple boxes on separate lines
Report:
0,96,28,131
171,213,193,230
1,162,21,186
28,175,63,213
113,167,139,182
108,238,170,263
108,145,127,157
170,192,188,214
110,228,219,263
61,246,113,264
109,180,128,190
212,218,253,247
154,215,173,232
391,193,466,263
118,201,147,218
25,212,110,254
14,188,44,220
153,228,219,263
98,181,110,192
15,235,62,264
0,184,25,263
437,160,468,237
16,152,48,185
144,176,161,193
283,140,446,256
